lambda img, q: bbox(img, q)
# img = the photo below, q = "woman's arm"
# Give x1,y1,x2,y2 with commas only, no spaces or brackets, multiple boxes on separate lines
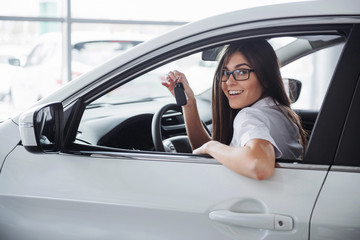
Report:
182,98,211,149
193,139,276,180
162,70,211,149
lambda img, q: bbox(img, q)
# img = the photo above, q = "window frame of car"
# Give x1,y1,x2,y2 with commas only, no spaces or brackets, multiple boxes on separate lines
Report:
60,22,359,168
332,76,360,169
305,24,360,166
332,43,360,168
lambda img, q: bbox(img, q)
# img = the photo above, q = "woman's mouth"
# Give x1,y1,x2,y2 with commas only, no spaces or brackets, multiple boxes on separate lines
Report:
228,90,244,96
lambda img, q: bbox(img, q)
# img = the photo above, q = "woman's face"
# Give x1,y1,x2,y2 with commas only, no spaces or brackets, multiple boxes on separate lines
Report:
221,51,264,109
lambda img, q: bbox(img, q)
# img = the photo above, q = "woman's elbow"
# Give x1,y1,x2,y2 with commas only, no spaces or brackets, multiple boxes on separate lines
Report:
242,139,276,180
249,159,275,180
253,169,274,181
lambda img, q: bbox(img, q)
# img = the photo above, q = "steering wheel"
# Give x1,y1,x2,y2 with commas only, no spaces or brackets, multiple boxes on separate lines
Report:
151,103,192,153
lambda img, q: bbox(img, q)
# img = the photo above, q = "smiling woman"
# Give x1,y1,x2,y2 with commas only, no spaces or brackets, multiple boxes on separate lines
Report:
161,39,306,180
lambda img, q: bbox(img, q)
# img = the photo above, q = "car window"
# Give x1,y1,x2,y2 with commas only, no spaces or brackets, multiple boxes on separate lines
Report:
75,35,345,157
77,52,216,150
281,43,344,111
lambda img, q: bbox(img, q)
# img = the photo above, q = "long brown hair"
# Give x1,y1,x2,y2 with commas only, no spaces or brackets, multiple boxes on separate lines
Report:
211,39,308,156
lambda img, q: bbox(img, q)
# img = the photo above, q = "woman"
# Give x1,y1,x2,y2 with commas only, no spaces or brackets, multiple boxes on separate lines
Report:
162,39,307,180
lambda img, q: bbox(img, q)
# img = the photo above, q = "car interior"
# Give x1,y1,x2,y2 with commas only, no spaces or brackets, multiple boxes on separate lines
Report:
71,33,346,161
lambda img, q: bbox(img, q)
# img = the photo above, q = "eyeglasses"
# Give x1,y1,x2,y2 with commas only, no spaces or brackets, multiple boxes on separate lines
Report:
221,68,255,82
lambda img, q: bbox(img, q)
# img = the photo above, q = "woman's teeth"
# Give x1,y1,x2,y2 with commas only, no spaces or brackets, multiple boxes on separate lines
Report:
229,90,244,95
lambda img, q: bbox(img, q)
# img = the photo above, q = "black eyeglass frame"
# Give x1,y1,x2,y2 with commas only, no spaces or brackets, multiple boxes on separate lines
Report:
221,68,255,82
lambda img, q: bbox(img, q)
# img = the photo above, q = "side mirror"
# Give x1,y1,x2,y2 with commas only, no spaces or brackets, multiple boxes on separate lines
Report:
8,58,21,67
19,102,63,153
283,78,302,103
201,46,224,61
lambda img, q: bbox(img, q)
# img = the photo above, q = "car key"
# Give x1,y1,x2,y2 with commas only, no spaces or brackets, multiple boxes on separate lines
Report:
174,78,187,106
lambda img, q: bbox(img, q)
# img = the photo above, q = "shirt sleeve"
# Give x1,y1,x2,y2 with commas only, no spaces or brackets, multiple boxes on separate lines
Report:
231,108,283,158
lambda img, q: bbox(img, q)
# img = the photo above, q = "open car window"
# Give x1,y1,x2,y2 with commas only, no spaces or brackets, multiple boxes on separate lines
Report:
77,52,216,150
281,43,344,111
75,34,345,159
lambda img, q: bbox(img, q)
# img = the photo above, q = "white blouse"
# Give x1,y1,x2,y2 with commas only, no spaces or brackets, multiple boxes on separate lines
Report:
230,97,303,159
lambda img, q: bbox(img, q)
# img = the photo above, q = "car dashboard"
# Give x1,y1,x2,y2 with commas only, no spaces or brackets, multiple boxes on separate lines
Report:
75,97,212,152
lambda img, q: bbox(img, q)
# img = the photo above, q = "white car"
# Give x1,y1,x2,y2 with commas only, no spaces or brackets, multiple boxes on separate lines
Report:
8,32,147,109
0,0,359,239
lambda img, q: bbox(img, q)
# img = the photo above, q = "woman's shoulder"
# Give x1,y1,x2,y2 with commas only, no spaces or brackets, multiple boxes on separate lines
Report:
251,97,280,109
234,106,270,126
235,97,285,123
239,97,275,113
237,105,264,118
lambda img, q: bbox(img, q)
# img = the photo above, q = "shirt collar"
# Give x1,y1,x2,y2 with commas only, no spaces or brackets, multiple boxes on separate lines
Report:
251,96,278,108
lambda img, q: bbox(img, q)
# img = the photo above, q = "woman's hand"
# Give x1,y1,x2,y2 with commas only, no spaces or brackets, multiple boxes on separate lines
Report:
161,70,195,106
162,70,211,149
192,140,217,155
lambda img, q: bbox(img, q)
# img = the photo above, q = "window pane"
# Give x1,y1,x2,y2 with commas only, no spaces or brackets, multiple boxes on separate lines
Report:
0,0,62,17
71,0,194,21
77,51,217,150
281,44,344,110
71,23,174,41
70,0,298,22
69,23,176,79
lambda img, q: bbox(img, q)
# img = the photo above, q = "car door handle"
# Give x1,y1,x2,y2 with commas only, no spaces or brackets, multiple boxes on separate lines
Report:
209,210,293,231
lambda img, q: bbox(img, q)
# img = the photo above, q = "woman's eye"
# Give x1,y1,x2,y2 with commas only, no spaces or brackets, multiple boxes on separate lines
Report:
236,70,247,75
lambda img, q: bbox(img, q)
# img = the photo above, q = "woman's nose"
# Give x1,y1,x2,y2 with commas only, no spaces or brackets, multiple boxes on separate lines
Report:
226,73,237,85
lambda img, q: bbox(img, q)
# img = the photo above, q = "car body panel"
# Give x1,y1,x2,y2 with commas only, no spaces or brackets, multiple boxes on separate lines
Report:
310,168,360,239
0,146,327,239
0,119,20,171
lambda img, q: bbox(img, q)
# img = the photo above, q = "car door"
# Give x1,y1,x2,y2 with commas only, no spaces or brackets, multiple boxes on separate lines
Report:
0,25,356,240
0,141,328,240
